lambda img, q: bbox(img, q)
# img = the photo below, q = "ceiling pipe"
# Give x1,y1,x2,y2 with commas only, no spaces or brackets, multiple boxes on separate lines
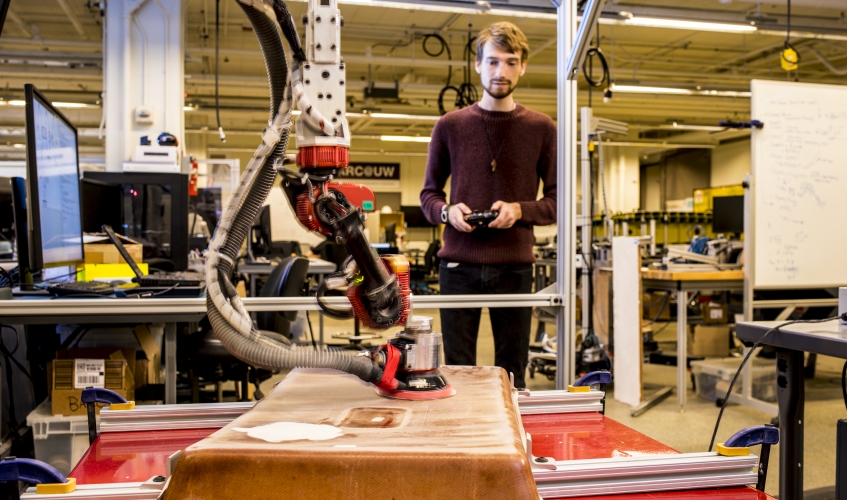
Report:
810,47,847,75
53,0,88,39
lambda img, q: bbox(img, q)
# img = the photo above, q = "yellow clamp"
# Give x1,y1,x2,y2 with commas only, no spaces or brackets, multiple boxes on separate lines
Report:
567,385,590,393
36,477,77,494
110,401,136,411
780,48,798,71
716,443,750,457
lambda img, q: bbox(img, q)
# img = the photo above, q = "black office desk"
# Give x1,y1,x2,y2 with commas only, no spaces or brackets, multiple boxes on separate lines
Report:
736,320,847,500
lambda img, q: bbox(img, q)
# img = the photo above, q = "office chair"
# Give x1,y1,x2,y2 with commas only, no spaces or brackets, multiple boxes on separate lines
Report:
182,256,310,402
410,240,440,295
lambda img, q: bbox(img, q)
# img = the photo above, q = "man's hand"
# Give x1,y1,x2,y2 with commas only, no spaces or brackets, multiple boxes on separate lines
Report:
488,201,522,229
448,203,474,232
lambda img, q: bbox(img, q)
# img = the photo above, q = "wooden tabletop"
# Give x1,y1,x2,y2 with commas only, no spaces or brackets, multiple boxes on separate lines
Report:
641,269,744,281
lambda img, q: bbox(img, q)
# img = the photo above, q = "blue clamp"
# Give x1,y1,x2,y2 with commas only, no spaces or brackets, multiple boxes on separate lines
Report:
81,387,127,405
82,387,133,446
725,425,779,448
0,457,66,486
719,425,778,492
0,457,76,498
573,371,612,388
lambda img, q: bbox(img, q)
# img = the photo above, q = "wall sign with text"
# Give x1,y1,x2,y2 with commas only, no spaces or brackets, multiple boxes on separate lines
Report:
337,162,401,190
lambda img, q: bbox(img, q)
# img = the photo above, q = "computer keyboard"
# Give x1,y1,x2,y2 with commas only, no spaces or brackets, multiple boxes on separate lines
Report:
49,281,115,297
135,272,204,287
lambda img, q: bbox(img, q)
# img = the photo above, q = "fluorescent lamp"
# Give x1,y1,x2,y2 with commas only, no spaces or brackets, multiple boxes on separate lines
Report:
184,105,197,111
340,0,481,15
380,135,431,143
369,112,440,121
53,102,90,108
611,84,751,98
7,100,25,106
621,17,757,33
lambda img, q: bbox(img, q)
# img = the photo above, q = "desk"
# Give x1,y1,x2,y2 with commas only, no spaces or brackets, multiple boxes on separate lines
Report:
642,269,744,412
736,320,846,500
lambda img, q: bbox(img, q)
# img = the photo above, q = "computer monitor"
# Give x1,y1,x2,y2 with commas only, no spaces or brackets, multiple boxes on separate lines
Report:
82,172,189,271
24,83,85,270
400,205,435,228
384,222,397,246
712,195,744,234
0,177,14,245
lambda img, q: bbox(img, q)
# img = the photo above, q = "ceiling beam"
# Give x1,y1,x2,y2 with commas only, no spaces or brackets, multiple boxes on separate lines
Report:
54,0,88,39
4,9,33,38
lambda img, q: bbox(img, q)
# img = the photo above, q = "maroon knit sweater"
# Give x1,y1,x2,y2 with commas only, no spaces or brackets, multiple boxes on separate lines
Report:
420,103,557,264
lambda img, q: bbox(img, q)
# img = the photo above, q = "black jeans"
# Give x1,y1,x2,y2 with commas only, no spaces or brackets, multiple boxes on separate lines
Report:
438,261,533,388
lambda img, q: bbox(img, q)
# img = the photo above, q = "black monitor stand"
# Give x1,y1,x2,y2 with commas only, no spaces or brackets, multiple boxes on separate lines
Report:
10,177,33,287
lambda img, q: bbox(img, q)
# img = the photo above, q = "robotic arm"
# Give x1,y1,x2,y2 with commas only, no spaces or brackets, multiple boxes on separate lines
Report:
276,0,410,328
205,0,446,399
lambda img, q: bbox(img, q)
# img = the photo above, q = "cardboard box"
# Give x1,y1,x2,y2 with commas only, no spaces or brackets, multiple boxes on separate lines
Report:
703,302,728,324
49,350,134,416
687,325,730,357
643,292,671,321
83,233,143,265
132,324,161,389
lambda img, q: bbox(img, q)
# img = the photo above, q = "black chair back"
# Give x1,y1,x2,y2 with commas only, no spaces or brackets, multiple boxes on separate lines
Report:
256,256,310,337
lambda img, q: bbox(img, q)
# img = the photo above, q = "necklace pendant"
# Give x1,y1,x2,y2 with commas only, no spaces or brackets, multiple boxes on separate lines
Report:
491,159,497,171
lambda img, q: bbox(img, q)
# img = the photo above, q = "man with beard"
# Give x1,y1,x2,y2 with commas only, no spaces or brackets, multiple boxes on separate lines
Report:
420,22,557,389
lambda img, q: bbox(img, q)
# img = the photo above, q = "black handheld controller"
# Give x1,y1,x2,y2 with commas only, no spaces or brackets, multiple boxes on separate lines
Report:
464,210,500,227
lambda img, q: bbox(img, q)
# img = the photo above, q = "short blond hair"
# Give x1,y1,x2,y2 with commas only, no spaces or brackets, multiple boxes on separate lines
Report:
476,22,530,64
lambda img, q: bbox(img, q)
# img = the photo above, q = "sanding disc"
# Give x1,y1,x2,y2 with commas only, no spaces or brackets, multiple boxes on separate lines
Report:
376,384,456,400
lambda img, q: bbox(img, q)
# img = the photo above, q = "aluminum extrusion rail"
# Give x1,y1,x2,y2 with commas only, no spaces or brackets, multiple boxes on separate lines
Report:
0,293,561,320
98,389,603,432
531,452,760,498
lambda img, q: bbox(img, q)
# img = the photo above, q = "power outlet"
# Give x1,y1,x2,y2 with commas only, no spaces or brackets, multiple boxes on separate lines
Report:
134,106,153,125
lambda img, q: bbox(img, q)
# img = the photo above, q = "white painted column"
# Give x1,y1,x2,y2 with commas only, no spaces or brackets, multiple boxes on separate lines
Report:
104,0,184,170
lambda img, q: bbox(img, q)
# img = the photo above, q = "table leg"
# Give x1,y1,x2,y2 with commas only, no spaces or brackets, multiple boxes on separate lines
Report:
837,419,847,500
676,290,687,411
165,322,177,404
777,349,804,500
317,273,325,345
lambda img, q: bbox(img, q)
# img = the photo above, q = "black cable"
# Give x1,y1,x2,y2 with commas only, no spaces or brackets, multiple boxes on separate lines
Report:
841,359,847,412
215,0,226,143
708,315,844,452
642,292,670,327
304,310,318,351
422,33,453,88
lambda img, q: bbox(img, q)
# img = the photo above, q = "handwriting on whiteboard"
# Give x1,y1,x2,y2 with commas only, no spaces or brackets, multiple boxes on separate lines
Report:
754,82,847,287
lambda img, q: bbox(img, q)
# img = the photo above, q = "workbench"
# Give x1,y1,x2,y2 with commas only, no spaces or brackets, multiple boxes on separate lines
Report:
66,398,776,499
736,320,847,500
641,269,744,413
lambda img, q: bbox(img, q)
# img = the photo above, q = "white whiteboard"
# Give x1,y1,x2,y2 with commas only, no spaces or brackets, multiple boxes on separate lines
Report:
751,79,847,288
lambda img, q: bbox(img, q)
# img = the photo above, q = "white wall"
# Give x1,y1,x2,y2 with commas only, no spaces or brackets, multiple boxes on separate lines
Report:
711,139,750,187
596,146,640,214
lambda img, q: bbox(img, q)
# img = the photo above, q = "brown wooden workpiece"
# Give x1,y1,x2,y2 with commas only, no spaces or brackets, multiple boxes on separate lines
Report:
164,366,538,500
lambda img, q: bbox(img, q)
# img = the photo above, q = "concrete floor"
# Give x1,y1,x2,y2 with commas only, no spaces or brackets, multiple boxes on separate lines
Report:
261,309,845,499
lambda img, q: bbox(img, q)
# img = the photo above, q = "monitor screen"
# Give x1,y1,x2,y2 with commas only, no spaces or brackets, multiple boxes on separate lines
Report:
400,205,435,228
25,84,84,269
712,195,744,234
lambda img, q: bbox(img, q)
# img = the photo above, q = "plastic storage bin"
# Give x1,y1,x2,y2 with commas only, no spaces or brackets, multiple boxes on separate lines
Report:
690,357,777,403
26,400,99,476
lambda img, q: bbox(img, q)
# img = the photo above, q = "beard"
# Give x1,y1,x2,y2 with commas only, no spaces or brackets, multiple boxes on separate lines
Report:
483,79,516,99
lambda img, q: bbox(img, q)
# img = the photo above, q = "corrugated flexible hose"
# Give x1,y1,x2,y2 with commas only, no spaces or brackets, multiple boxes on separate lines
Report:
204,0,383,385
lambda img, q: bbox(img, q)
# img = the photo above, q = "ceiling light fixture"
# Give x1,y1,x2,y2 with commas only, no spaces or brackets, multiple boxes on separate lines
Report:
53,102,91,108
616,16,757,33
380,135,431,143
369,112,440,120
611,84,751,97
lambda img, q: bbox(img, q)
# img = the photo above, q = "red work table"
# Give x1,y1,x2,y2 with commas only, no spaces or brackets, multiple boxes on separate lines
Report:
70,412,775,499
